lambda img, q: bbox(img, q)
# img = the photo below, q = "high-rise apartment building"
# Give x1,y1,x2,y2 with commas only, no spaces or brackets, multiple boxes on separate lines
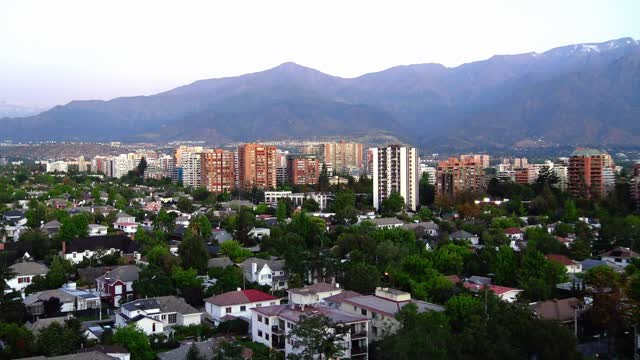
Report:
286,155,320,186
174,146,204,168
238,143,277,190
372,145,419,211
200,149,236,194
323,141,363,173
436,157,485,199
181,152,202,188
568,148,615,199
460,154,490,169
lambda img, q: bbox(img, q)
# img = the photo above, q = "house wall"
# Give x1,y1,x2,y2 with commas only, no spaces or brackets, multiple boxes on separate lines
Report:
179,313,202,327
206,300,281,324
6,274,37,293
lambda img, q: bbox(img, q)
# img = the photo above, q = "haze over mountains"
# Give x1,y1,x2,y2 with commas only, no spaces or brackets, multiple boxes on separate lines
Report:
2,37,639,150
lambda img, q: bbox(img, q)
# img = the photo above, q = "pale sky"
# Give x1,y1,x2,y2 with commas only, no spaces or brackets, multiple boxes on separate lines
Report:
1,0,639,107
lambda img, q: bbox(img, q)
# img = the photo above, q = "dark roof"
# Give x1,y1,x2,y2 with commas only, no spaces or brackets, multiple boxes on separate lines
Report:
66,235,140,253
450,230,477,239
546,254,577,266
10,261,48,276
288,283,339,295
240,257,285,273
253,303,368,325
324,290,362,304
530,297,581,322
19,351,116,360
121,298,160,312
208,257,234,268
157,295,200,315
95,265,141,283
78,267,113,282
599,246,639,259
82,345,129,354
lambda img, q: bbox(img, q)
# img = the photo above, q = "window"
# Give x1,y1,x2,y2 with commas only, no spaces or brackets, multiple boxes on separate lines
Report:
240,306,246,311
287,322,293,329
270,302,276,305
265,318,269,325
152,323,156,332
258,330,263,337
258,315,263,322
372,326,378,336
168,313,177,324
256,303,262,307
361,308,367,316
353,306,357,312
265,334,269,340
371,312,378,320
161,314,167,320
226,307,232,314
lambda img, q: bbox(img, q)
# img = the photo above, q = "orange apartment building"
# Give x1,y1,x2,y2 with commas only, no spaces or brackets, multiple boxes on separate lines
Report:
237,143,278,190
323,141,363,172
286,154,320,186
568,148,614,199
436,157,486,199
201,149,236,194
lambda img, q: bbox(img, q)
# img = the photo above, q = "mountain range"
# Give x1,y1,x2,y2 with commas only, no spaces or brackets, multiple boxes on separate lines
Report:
2,37,640,150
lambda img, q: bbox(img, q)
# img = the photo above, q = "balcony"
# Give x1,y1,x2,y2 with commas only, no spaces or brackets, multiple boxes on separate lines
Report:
351,344,368,356
350,330,367,340
272,325,285,334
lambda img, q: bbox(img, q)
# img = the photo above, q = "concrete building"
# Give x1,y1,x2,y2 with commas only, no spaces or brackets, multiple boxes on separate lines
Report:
201,149,235,193
568,148,615,199
238,143,278,190
181,151,202,188
460,154,490,169
419,164,436,185
371,145,419,212
46,161,68,173
286,154,320,186
323,141,363,173
265,191,333,211
436,157,485,199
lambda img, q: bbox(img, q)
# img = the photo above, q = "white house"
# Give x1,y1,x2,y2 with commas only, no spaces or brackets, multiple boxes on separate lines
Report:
450,230,480,245
6,261,48,295
115,296,202,335
369,218,404,229
503,227,525,241
205,289,281,325
24,284,100,316
114,212,139,236
248,227,271,240
239,258,288,290
463,282,523,303
546,254,582,274
88,224,108,237
598,247,639,268
115,212,136,224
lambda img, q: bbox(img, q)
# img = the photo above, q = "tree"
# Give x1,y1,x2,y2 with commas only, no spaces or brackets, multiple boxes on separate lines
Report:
189,215,212,239
380,192,405,217
317,163,330,192
178,230,209,274
0,322,36,359
234,208,255,246
26,202,47,228
171,266,204,306
276,200,288,225
18,230,51,260
113,325,155,360
137,157,148,177
186,343,204,360
332,191,357,225
43,297,62,317
155,208,175,232
36,319,85,356
302,198,320,212
219,240,251,263
287,315,347,360
177,197,193,213
345,262,379,294
146,245,180,273
419,172,435,206
133,266,175,298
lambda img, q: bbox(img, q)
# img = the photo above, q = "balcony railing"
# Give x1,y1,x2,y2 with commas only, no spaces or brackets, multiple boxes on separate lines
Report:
350,331,367,340
351,344,368,356
272,325,284,334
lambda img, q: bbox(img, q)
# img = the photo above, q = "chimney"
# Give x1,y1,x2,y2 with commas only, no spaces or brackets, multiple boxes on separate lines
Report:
251,263,258,280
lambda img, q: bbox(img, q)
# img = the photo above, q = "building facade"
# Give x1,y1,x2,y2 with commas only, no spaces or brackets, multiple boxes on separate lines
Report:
436,157,485,199
201,149,235,193
238,144,278,190
568,148,615,199
286,155,320,186
372,145,419,212
324,141,363,173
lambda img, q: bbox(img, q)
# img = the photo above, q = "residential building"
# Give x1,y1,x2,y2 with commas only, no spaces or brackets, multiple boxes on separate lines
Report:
238,143,278,190
450,230,480,245
88,224,108,237
463,282,523,303
205,289,281,325
598,247,639,268
46,161,69,173
239,257,288,290
419,164,436,184
95,265,142,307
369,218,404,229
530,297,583,325
323,141,363,173
436,157,485,199
264,191,333,211
460,154,490,169
181,151,203,188
6,261,48,295
332,287,443,342
201,149,236,193
115,296,202,335
24,283,100,316
546,254,582,273
371,145,419,212
568,148,615,199
61,235,140,264
286,155,320,186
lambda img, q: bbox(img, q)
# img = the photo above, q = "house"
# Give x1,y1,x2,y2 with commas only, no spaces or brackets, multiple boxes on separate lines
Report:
17,351,116,360
239,257,288,290
211,229,233,244
546,254,582,273
205,289,281,325
463,282,523,303
252,303,369,359
3,209,25,223
157,339,216,360
450,230,480,245
24,283,100,316
207,256,235,269
82,345,131,360
530,297,583,324
580,258,625,273
114,212,139,236
175,215,191,227
402,221,439,237
62,235,140,264
331,287,444,342
88,224,108,237
6,261,48,295
369,218,404,229
41,220,62,237
598,247,639,268
115,212,136,224
287,283,343,305
26,315,73,334
504,227,525,241
143,202,163,213
95,265,142,307
248,227,270,240
115,296,202,335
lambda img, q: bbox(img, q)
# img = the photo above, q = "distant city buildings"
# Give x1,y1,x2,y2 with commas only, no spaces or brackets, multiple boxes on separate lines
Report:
46,160,68,173
460,154,490,169
436,156,485,199
323,141,363,174
286,154,320,186
568,148,615,199
238,143,278,190
201,149,235,194
372,145,419,212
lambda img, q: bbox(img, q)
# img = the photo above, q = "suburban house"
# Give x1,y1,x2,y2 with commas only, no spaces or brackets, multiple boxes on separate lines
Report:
463,282,523,303
450,230,480,245
546,254,582,273
248,227,271,240
530,297,584,325
205,289,281,325
252,303,369,359
239,257,288,290
88,224,108,237
598,247,639,268
95,265,142,307
41,220,62,237
24,283,100,316
207,256,235,269
330,287,444,342
211,229,233,244
62,235,140,264
504,227,525,241
26,315,74,335
581,258,625,273
6,261,48,295
369,218,404,229
402,221,439,238
114,212,139,236
115,296,202,335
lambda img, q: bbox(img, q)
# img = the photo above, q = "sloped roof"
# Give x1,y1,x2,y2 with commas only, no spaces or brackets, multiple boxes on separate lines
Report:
156,295,200,315
371,218,404,226
10,261,48,276
66,235,139,253
25,315,69,334
546,254,577,266
530,297,580,322
252,303,368,325
19,351,116,360
95,265,142,283
288,283,339,295
450,230,477,239
240,257,285,273
324,290,362,304
206,289,279,306
504,227,523,234
207,257,234,268
599,246,639,259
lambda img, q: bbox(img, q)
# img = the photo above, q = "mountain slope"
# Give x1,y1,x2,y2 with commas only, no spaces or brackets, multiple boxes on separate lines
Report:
2,37,639,147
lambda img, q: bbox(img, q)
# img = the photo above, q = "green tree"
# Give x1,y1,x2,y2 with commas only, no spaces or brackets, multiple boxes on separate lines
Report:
235,208,256,246
177,197,194,213
332,191,357,225
132,266,175,298
0,322,36,359
179,230,209,274
419,172,436,206
219,240,251,263
186,343,204,360
287,315,347,360
189,215,212,239
345,262,379,294
136,157,148,177
36,319,85,356
26,202,47,228
302,198,320,212
113,325,155,360
276,200,288,225
380,192,405,217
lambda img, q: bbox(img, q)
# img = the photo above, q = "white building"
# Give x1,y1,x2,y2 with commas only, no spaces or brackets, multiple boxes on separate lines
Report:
46,161,69,173
115,296,202,335
205,289,281,325
419,164,436,185
239,258,288,290
181,151,202,188
264,191,333,211
88,224,108,236
6,262,48,295
371,145,419,212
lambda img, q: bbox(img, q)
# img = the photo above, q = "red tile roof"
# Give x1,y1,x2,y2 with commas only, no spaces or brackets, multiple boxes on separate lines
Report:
463,282,522,295
504,227,523,234
206,289,279,306
445,275,462,284
546,254,576,266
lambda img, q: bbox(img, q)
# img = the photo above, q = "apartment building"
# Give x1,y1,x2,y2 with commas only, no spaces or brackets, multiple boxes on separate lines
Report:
324,141,363,173
568,148,615,199
201,149,235,193
436,157,485,199
460,154,490,169
371,145,419,211
181,151,202,188
286,154,320,186
238,143,278,190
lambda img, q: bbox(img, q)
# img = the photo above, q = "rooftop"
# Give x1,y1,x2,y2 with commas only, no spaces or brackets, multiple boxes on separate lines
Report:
288,283,339,295
10,261,48,276
206,289,280,306
253,303,368,325
570,148,605,157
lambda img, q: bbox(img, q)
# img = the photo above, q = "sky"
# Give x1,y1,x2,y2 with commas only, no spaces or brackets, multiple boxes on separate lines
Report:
1,0,639,108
